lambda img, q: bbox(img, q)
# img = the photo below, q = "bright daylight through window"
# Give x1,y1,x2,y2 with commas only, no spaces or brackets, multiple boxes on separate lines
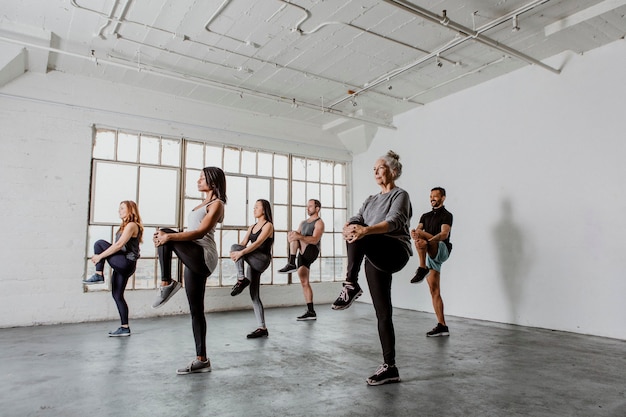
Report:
86,127,348,291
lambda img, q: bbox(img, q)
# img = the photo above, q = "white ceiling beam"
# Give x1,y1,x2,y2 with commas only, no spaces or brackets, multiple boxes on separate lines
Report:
0,44,26,88
545,0,626,36
0,22,52,73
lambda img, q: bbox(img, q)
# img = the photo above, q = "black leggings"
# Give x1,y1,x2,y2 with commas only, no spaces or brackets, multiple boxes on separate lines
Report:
158,228,211,358
345,232,410,366
93,240,136,326
231,244,271,328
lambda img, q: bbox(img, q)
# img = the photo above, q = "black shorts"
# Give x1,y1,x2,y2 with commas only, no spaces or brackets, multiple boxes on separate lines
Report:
297,245,320,269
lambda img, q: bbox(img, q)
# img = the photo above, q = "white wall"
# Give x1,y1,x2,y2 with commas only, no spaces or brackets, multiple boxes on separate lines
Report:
353,39,626,340
3,40,625,339
0,72,345,328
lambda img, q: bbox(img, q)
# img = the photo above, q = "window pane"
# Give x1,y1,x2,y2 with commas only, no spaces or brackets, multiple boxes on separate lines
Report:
186,142,204,169
257,152,272,176
306,182,320,201
223,175,246,226
117,133,138,162
207,259,221,286
241,150,256,175
274,179,288,205
334,208,347,232
273,266,288,284
292,181,305,205
320,184,333,209
93,130,115,160
293,157,306,180
248,178,270,206
334,185,346,208
334,232,346,256
140,135,160,164
273,205,288,231
274,154,288,178
307,159,320,182
334,163,345,184
92,162,137,223
221,229,239,258
205,145,222,168
321,233,333,257
133,259,157,289
308,261,321,282
260,268,272,284
291,206,304,231
274,231,287,257
321,161,333,183
162,139,180,166
87,225,112,257
139,167,178,226
183,199,201,229
141,227,158,258
224,147,240,173
185,169,202,198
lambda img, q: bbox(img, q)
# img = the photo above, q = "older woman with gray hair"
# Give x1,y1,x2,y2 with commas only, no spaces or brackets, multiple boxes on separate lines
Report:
331,150,413,386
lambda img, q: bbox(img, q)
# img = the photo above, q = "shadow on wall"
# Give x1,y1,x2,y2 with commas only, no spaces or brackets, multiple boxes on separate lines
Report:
492,197,530,324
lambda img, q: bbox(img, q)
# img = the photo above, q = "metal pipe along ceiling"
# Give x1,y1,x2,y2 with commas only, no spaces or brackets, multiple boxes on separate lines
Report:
329,0,560,108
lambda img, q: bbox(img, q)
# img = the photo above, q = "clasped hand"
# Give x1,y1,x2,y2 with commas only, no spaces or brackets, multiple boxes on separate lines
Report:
153,230,168,247
343,223,363,243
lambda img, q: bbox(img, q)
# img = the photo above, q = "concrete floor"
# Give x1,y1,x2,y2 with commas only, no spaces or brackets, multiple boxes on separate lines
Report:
1,303,624,417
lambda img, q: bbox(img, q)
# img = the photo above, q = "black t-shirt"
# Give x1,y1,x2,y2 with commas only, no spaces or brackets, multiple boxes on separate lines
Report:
419,206,453,252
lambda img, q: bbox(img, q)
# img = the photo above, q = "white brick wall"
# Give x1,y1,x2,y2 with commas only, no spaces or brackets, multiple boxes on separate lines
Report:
0,77,345,328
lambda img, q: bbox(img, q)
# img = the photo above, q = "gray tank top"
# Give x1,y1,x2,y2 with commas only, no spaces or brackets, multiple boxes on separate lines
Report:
300,218,321,249
188,200,220,273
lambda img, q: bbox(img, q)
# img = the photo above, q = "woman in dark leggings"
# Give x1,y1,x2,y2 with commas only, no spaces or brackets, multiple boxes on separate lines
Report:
229,199,274,338
152,167,226,375
331,150,413,386
83,200,143,337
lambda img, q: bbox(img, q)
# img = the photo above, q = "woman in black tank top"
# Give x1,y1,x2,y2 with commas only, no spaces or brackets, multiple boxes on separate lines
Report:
83,200,143,337
229,199,274,339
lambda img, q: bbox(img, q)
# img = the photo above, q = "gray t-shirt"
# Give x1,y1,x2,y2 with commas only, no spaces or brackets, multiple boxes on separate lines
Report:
349,186,413,255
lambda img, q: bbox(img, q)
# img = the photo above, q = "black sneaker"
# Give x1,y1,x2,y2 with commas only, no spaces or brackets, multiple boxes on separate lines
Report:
230,278,250,296
297,311,317,321
426,323,450,337
246,328,269,339
278,263,298,274
366,364,400,386
410,267,429,284
331,282,363,310
108,327,131,337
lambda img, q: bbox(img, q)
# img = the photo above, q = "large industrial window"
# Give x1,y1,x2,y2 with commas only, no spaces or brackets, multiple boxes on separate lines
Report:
85,127,348,290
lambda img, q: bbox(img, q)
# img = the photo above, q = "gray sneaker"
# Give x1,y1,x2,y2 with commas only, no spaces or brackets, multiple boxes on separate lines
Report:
151,281,182,309
176,359,211,375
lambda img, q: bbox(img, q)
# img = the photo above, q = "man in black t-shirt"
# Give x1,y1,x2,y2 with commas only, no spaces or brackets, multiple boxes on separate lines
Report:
410,187,453,337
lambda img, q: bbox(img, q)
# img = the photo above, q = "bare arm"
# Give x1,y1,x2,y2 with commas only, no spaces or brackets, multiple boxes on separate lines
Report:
92,222,138,264
429,224,451,243
411,223,450,247
230,222,274,261
155,201,224,245
289,219,325,245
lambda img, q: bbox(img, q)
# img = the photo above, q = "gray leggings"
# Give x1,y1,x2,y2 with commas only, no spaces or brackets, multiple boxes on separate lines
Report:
231,244,271,328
